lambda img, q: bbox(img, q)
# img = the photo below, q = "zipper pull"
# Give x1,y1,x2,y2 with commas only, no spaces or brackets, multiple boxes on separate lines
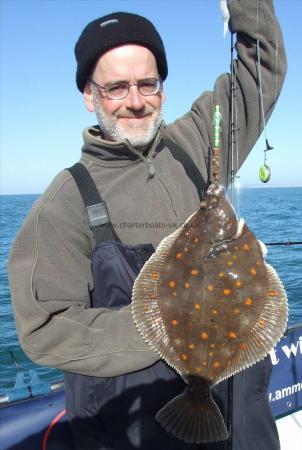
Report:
147,161,155,179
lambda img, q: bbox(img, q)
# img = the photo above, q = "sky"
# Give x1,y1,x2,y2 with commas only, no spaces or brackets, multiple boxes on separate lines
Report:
1,0,301,195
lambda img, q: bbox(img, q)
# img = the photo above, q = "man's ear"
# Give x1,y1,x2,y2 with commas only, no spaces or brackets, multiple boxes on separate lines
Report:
83,82,95,112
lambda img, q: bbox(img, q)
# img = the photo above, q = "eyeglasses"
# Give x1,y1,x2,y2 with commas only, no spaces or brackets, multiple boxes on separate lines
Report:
89,78,162,100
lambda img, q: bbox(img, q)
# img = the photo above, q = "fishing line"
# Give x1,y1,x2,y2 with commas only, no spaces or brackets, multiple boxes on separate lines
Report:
254,7,299,246
256,39,274,183
256,1,275,183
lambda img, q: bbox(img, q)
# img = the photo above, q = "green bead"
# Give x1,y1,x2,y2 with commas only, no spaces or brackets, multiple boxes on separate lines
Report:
259,164,271,183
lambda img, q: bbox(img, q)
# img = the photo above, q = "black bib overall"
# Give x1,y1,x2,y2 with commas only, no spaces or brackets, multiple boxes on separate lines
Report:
64,142,279,450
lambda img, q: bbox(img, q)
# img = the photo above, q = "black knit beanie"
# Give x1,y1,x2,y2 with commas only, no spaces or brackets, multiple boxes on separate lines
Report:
75,12,168,93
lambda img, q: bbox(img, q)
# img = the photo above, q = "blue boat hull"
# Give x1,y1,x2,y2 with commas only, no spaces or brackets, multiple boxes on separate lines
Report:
0,389,74,450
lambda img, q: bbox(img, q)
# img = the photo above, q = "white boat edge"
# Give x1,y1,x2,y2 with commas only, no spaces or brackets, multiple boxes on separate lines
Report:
276,410,302,449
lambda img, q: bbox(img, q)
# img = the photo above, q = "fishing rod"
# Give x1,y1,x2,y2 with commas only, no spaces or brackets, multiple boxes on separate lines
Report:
228,28,241,215
9,350,20,372
265,241,302,246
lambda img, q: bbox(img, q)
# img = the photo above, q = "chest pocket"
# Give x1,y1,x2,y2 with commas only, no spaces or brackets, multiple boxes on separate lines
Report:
91,241,154,309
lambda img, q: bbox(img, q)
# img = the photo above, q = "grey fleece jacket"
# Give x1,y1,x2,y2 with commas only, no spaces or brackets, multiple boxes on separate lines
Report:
9,0,286,377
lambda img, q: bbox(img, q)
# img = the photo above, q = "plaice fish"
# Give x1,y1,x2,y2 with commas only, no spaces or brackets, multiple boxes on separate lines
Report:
132,183,288,444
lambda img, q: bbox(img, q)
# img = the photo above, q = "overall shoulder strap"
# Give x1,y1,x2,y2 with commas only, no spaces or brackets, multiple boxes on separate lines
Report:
163,137,208,201
67,163,119,244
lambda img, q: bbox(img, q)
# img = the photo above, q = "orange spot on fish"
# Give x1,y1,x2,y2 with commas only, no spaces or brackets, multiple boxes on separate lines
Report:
181,353,188,361
266,290,278,297
190,269,199,276
175,252,183,260
184,282,190,289
188,343,195,350
209,352,214,357
219,272,225,278
168,280,176,288
223,289,232,296
172,291,177,297
184,247,189,252
195,367,202,373
213,361,220,368
151,272,159,280
207,284,214,292
250,267,257,276
236,280,242,288
240,342,248,351
258,319,267,327
228,332,237,339
212,308,218,315
233,308,240,314
227,261,233,266
244,297,253,306
243,244,250,251
200,332,209,340
193,237,199,243
171,320,179,326
234,245,239,251
210,343,216,348
203,361,207,366
256,261,261,266
195,303,201,310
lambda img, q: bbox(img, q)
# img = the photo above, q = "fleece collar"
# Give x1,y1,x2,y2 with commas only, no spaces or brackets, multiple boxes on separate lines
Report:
81,122,166,178
82,122,166,162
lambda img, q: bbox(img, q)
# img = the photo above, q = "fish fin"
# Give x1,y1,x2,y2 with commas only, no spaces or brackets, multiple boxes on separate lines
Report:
132,222,187,371
216,263,288,383
156,390,228,443
258,239,268,257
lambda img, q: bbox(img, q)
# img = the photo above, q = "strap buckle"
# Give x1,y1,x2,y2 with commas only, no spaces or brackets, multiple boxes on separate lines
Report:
86,202,110,228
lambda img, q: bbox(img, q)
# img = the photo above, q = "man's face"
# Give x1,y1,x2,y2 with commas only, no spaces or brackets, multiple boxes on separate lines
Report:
84,44,166,148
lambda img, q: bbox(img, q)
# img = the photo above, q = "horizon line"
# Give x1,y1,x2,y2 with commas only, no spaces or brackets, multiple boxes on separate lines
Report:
1,184,302,196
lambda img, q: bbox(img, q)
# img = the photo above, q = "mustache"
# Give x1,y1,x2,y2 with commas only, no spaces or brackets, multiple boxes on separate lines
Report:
114,106,156,119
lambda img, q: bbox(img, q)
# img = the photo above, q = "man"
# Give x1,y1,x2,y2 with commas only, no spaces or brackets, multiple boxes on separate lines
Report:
9,2,287,449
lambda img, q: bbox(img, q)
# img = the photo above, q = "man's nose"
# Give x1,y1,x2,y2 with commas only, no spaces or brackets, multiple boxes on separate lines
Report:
125,84,145,110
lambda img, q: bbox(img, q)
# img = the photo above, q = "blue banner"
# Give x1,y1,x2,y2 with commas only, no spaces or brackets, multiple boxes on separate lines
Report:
268,323,302,418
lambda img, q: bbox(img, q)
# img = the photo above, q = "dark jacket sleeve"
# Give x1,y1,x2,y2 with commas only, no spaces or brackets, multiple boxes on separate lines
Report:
166,0,287,187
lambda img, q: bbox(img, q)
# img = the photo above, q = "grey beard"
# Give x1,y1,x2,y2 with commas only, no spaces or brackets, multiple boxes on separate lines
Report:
92,95,163,149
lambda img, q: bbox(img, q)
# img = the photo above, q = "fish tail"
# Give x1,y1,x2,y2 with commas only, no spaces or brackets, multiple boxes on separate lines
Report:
155,387,228,443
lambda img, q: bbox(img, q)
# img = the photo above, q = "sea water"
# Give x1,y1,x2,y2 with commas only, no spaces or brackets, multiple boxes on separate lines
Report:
0,188,301,390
